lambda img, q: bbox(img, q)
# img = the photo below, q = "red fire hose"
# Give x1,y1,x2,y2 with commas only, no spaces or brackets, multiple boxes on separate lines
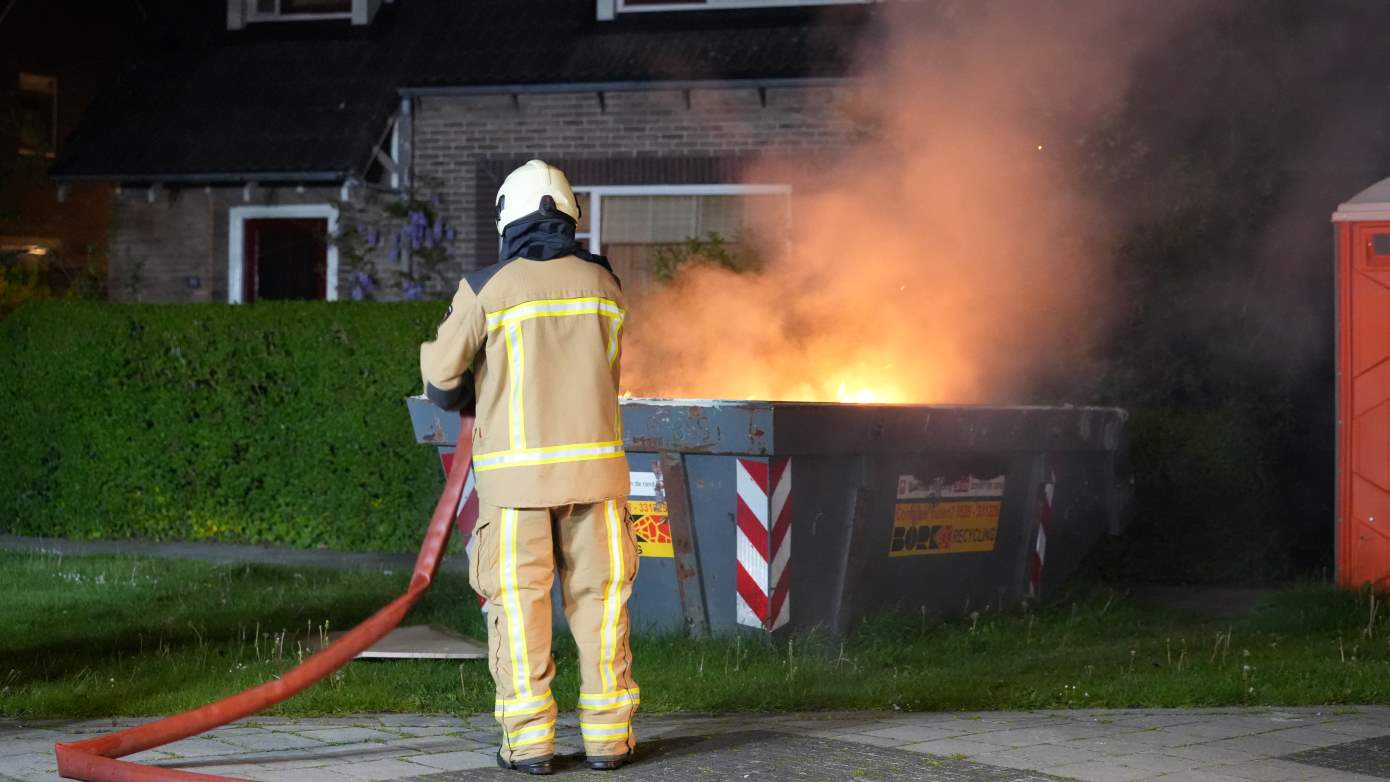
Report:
54,415,476,782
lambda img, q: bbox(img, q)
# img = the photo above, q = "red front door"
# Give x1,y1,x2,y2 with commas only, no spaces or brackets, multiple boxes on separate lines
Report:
243,218,328,302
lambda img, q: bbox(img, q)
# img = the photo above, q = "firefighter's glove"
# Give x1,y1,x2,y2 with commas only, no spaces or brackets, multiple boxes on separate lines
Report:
426,371,476,414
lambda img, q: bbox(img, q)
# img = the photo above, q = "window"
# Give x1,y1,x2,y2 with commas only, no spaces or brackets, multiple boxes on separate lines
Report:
602,0,870,17
574,185,790,294
277,0,351,12
17,73,57,158
1367,233,1390,269
241,0,353,24
228,205,340,303
231,0,375,30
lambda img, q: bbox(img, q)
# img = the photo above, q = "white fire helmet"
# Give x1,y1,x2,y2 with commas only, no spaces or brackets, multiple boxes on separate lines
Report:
494,159,581,235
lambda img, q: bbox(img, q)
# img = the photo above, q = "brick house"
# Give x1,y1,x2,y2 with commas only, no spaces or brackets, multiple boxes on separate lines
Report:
1,0,214,295
49,0,873,303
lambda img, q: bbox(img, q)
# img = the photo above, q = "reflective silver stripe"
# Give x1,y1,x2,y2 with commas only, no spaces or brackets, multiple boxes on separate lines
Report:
496,691,554,715
511,731,555,748
577,688,640,710
599,499,624,693
499,509,531,697
507,720,556,741
505,322,525,449
579,722,631,741
474,441,625,471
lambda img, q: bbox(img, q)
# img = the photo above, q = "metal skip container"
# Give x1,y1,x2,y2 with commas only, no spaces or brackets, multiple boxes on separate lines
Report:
407,397,1130,637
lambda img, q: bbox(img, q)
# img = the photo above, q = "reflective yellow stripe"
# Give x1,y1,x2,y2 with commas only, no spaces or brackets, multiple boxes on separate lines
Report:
611,314,625,436
480,440,623,457
495,691,554,717
476,450,624,472
496,702,552,718
607,312,624,368
505,322,526,449
510,731,555,749
599,499,624,694
487,296,624,459
499,509,531,697
578,688,641,710
474,441,625,473
579,721,632,742
496,690,554,708
486,296,624,332
507,720,556,746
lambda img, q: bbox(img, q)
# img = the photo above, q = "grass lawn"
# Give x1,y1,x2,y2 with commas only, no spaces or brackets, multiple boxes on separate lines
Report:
2,549,1388,719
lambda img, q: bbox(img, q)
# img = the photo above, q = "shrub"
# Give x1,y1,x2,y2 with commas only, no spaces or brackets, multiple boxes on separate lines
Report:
0,300,449,551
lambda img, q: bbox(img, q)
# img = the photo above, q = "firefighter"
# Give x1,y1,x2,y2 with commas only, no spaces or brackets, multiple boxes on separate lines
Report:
420,160,637,776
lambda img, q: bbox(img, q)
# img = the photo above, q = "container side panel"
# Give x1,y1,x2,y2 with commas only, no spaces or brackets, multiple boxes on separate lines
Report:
623,402,774,455
1338,222,1352,585
772,406,1125,456
1346,222,1390,589
686,454,741,633
848,453,1023,622
1038,454,1115,596
1353,403,1390,492
1351,509,1390,591
1350,474,1390,591
785,455,864,632
623,452,684,633
1350,270,1390,377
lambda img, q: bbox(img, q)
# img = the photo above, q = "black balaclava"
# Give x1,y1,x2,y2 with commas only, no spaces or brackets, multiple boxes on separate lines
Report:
497,198,619,283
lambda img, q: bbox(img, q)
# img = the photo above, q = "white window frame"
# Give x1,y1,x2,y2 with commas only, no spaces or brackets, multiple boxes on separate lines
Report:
245,0,353,23
571,184,791,257
228,203,339,304
604,0,869,18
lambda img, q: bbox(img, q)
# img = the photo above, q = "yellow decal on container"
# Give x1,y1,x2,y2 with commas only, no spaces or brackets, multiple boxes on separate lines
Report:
889,500,1002,556
626,499,673,558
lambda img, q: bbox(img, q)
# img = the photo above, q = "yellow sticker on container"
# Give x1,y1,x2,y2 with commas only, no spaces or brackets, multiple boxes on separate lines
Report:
626,500,674,558
888,500,1002,556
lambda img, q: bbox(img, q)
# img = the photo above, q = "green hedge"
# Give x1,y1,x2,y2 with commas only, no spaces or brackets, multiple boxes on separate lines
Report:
0,301,449,551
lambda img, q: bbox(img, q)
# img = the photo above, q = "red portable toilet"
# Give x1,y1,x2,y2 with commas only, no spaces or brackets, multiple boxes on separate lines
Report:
1333,177,1390,590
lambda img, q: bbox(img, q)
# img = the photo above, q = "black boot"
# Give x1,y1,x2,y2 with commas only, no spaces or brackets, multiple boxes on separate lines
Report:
586,751,632,771
496,751,553,775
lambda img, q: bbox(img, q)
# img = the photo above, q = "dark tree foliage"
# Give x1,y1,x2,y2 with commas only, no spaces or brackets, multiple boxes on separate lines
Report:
1080,0,1390,583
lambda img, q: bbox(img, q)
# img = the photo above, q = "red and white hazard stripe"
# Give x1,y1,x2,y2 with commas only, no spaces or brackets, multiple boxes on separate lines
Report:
735,457,792,631
769,457,792,630
1028,460,1056,599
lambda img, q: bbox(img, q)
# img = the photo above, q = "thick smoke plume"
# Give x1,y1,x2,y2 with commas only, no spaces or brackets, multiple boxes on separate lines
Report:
624,1,1195,404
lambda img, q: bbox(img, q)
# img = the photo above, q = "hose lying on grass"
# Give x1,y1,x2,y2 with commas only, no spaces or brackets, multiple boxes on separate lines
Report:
54,415,476,782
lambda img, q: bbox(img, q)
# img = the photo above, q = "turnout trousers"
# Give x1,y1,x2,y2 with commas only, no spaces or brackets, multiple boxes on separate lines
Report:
469,499,640,763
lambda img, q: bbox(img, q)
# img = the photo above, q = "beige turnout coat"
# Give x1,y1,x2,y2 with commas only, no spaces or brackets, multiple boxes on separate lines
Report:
420,254,628,508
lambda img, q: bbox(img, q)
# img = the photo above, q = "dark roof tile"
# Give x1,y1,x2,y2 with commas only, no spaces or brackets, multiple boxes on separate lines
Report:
51,0,872,180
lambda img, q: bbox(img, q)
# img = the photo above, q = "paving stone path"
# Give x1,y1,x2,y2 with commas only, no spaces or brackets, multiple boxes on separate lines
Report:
5,707,1389,781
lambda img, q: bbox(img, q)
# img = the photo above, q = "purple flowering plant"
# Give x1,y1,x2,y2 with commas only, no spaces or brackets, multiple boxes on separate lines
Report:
332,178,456,301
